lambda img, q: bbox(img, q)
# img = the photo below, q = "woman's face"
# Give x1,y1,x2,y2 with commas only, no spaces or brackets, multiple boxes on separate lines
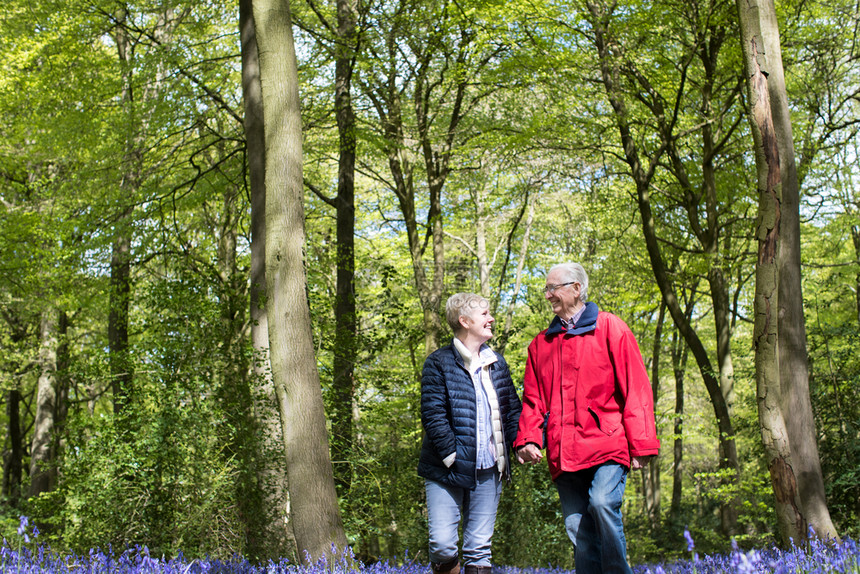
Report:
460,303,495,343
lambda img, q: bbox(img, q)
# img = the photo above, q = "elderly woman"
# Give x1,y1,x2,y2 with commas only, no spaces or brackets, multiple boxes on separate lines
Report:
418,293,522,574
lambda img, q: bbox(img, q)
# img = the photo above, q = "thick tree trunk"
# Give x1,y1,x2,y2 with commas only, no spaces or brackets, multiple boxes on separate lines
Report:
252,0,347,560
240,0,295,559
53,311,70,494
737,1,806,545
29,310,59,499
760,1,838,541
737,0,838,544
330,0,358,496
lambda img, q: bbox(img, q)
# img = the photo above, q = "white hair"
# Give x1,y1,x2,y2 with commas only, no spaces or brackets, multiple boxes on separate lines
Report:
549,262,589,302
445,293,489,334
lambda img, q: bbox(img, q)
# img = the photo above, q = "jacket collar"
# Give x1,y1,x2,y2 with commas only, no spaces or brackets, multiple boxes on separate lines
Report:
451,338,497,371
545,301,599,337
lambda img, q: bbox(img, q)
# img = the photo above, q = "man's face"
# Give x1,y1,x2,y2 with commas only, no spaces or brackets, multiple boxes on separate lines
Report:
545,268,582,318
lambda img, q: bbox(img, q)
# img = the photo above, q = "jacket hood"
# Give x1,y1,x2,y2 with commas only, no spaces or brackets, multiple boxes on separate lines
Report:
545,301,599,337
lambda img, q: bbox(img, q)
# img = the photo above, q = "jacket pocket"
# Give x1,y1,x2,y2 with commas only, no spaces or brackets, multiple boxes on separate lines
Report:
587,405,620,437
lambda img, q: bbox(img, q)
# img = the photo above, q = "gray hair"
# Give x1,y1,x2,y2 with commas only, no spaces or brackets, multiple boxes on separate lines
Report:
445,293,489,334
549,263,589,302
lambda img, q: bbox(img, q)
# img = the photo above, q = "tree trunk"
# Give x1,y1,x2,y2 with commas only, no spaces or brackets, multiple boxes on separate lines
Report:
737,0,806,545
240,0,295,559
669,326,688,526
29,310,59,499
642,301,664,530
52,310,70,497
853,225,860,326
761,0,839,541
669,288,695,526
738,0,838,544
109,227,133,415
474,184,490,298
330,0,359,496
497,193,533,354
3,388,23,505
110,7,136,418
708,267,735,412
252,0,347,560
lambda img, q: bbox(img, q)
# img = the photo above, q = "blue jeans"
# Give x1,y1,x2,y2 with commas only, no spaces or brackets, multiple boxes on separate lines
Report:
555,462,632,574
425,469,501,566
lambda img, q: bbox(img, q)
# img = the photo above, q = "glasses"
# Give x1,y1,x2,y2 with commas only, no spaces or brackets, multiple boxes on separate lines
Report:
543,281,576,294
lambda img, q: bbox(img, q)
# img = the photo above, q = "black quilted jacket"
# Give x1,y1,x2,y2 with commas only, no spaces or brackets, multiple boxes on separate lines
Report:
417,341,522,488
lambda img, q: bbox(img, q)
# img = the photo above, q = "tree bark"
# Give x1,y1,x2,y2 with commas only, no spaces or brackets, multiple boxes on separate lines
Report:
240,0,296,559
330,0,359,496
737,0,806,545
761,0,839,541
737,0,838,544
109,226,133,415
3,388,23,505
853,225,860,326
29,310,59,499
252,0,348,560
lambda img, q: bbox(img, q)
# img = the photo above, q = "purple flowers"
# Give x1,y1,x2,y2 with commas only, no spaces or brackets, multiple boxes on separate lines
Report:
683,529,695,553
630,533,860,574
1,524,858,574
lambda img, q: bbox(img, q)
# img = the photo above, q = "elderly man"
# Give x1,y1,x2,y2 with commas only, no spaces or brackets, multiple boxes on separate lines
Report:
515,263,659,574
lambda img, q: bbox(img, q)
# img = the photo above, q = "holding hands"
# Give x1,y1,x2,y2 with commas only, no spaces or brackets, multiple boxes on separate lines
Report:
516,443,543,465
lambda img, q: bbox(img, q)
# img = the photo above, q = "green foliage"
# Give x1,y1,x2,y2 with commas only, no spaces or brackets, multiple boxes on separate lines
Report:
804,218,860,539
23,274,247,557
47,413,241,557
1,0,858,563
495,464,574,568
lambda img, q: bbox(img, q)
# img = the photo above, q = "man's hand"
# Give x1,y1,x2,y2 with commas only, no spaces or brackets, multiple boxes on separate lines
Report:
516,443,543,465
630,456,652,470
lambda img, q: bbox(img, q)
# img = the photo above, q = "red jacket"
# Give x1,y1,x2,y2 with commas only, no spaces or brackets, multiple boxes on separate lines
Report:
514,303,660,479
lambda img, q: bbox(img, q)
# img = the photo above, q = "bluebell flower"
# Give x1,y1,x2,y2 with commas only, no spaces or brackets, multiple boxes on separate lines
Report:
16,516,30,543
683,528,695,552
